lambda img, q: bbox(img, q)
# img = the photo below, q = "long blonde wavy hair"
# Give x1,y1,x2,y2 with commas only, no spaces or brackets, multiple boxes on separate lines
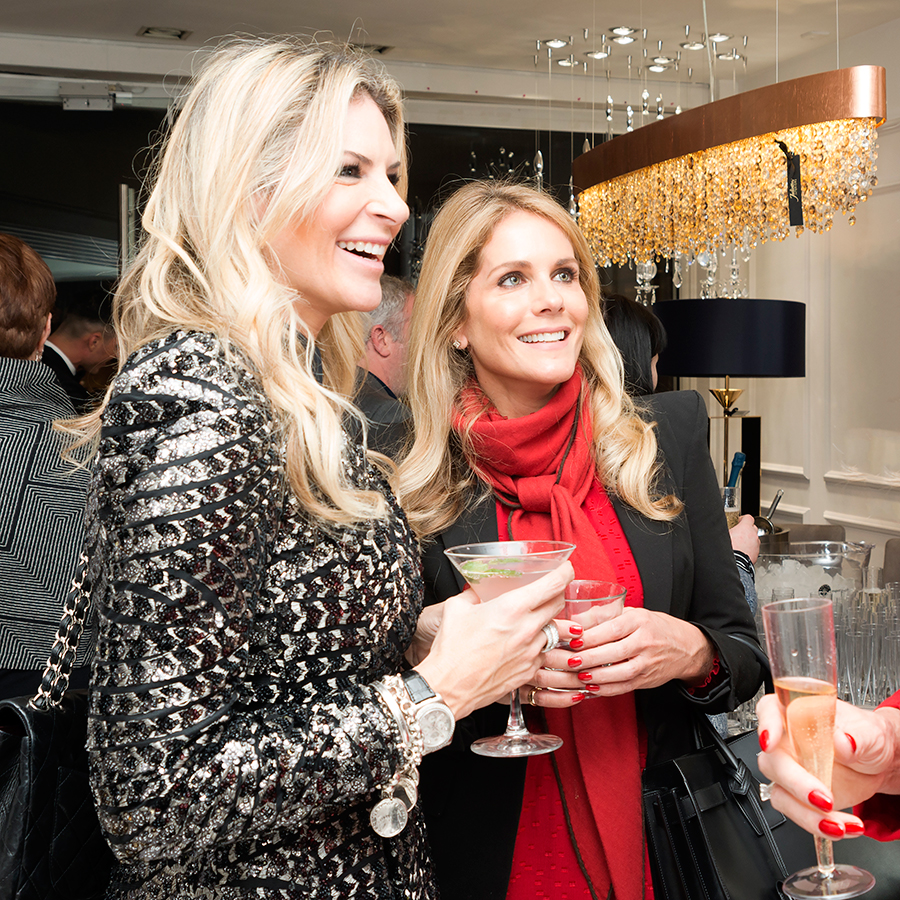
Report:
397,181,681,539
68,37,407,526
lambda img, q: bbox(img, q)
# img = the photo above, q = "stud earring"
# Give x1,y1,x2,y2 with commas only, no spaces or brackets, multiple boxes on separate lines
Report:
452,340,462,350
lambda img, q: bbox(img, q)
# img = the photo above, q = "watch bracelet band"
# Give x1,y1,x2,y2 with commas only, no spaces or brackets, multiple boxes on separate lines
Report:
372,676,424,783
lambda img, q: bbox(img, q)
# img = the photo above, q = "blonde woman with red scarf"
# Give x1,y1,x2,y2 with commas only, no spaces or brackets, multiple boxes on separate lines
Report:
397,181,765,900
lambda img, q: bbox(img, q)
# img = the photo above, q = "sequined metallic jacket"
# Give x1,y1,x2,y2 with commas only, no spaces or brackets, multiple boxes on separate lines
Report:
86,331,434,900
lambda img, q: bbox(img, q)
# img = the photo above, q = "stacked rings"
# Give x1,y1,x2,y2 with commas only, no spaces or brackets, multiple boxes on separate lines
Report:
541,622,559,653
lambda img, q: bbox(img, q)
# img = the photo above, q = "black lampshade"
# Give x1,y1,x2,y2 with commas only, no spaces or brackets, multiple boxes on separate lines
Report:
654,298,806,378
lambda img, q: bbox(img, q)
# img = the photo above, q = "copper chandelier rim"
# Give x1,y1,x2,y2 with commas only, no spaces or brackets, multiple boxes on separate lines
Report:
572,65,886,193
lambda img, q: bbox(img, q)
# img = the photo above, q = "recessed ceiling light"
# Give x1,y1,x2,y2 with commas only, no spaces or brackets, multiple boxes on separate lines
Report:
648,64,668,73
544,38,569,49
557,57,576,67
610,26,636,36
136,26,191,41
612,35,635,45
585,50,610,60
716,49,742,61
653,56,675,65
680,40,705,50
708,32,732,43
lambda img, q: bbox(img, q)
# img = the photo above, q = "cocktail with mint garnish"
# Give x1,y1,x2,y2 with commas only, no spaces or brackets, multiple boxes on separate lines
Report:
444,540,575,757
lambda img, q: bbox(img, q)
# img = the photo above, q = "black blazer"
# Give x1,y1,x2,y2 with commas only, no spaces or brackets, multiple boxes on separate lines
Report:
417,390,764,900
42,344,94,413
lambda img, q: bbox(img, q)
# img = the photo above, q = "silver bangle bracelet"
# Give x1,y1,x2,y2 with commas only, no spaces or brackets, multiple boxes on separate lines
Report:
370,676,424,838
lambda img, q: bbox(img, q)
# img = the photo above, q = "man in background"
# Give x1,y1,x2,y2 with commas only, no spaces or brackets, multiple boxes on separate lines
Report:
355,274,414,459
43,284,118,413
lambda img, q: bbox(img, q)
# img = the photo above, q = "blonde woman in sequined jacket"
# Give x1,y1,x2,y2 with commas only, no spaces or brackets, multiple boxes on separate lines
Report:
72,38,570,900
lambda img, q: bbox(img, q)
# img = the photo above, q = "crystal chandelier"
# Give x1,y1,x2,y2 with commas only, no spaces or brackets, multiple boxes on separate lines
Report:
573,66,886,267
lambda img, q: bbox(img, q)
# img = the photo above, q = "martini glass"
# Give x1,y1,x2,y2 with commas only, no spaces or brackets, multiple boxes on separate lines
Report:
762,597,875,899
444,540,575,758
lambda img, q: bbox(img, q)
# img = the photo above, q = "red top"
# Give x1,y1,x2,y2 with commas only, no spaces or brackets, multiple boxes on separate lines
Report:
505,480,655,900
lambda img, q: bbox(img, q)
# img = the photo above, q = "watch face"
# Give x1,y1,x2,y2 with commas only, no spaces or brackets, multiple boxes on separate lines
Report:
419,706,454,749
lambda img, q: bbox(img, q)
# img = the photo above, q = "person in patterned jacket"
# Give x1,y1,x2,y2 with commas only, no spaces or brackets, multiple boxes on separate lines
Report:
0,232,91,700
71,38,571,900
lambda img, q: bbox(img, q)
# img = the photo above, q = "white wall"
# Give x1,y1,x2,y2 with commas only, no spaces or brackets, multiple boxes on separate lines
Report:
738,18,900,564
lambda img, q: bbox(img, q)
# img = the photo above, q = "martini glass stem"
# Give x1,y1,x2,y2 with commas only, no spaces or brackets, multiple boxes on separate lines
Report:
505,690,529,737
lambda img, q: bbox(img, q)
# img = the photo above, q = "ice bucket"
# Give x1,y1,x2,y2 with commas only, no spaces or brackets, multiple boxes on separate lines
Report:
755,541,874,600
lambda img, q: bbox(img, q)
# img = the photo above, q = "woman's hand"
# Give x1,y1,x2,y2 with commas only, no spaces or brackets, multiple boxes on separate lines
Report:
756,694,900,839
415,562,573,720
527,607,714,701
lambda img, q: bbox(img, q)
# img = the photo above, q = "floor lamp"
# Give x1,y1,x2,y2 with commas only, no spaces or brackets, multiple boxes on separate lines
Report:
653,298,806,513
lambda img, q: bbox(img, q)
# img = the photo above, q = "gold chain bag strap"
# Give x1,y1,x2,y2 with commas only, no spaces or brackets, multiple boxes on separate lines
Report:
0,551,116,900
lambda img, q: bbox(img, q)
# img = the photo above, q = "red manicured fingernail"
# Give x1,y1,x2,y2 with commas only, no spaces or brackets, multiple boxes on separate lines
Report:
819,819,844,838
571,692,586,703
585,684,601,692
567,657,583,668
569,638,585,650
845,821,866,836
809,790,833,812
759,730,769,752
845,733,857,753
569,624,583,636
577,671,593,682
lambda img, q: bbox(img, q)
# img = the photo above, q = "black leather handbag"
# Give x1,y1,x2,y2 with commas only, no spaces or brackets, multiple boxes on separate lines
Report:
643,713,801,900
642,634,802,900
0,557,115,900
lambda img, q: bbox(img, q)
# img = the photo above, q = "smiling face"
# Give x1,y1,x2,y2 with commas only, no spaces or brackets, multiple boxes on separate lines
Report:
268,94,409,336
455,210,589,418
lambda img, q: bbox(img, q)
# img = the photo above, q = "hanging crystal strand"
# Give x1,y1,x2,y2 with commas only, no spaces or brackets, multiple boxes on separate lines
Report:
626,54,634,131
568,177,578,219
673,253,683,290
534,149,544,192
656,95,664,120
606,60,615,139
635,259,657,304
583,137,591,153
642,88,650,117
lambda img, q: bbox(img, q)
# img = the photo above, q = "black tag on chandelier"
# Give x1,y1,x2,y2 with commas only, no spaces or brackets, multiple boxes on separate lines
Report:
776,140,803,227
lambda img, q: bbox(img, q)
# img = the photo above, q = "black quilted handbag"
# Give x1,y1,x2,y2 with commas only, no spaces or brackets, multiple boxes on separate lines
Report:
0,556,115,900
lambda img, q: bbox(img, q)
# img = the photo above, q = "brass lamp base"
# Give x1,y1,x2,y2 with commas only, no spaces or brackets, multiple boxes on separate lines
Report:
710,377,743,485
710,387,743,413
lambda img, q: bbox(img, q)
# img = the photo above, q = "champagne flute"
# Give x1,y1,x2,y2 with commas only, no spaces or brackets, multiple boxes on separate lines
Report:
444,540,575,758
762,597,875,899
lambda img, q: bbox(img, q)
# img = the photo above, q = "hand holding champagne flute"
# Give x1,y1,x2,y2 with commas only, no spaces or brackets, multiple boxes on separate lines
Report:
762,597,875,899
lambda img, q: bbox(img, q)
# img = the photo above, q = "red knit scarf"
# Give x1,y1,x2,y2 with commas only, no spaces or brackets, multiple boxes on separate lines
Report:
453,368,645,900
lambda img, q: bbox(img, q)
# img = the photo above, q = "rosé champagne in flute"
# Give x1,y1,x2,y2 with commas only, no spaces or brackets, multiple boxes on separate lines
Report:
763,597,875,899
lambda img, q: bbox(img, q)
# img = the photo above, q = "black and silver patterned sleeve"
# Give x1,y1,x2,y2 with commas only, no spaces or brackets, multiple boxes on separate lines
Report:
87,333,406,864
